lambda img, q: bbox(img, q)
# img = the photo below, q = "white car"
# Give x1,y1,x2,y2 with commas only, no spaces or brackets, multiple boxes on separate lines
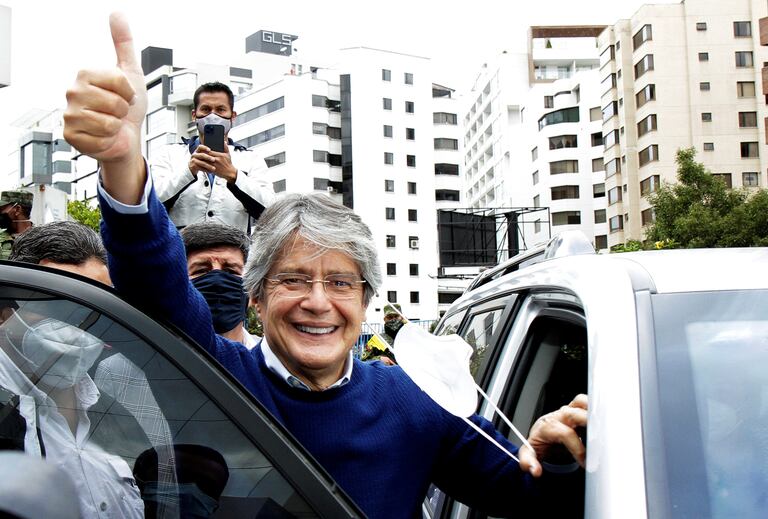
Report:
425,232,768,519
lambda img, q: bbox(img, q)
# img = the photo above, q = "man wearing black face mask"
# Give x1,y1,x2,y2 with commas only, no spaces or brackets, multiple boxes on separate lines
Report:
0,191,34,260
180,222,257,348
150,82,274,233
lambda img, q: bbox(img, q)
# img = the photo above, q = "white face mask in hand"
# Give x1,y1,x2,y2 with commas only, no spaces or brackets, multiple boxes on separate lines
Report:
18,318,104,389
392,317,533,461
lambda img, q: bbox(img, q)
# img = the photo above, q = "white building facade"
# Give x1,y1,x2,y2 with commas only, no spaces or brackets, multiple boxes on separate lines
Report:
599,0,768,246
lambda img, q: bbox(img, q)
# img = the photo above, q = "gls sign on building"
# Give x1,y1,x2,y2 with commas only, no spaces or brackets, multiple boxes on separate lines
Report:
246,30,299,56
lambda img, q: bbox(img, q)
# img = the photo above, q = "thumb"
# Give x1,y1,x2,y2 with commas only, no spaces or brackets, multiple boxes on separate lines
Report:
110,12,140,73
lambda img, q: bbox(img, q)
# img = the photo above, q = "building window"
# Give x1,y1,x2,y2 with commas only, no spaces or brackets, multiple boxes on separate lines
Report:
735,51,754,68
639,144,659,166
434,138,458,150
604,130,619,150
264,151,286,168
703,142,715,151
408,182,417,195
435,163,459,175
409,264,419,276
595,235,608,249
405,101,415,113
239,124,285,148
592,158,605,172
700,82,710,91
591,132,604,147
387,291,397,303
589,107,601,122
312,150,327,163
696,22,707,31
384,179,394,192
406,155,416,167
410,291,420,304
404,72,414,85
640,175,661,196
737,81,756,98
609,215,624,233
408,209,418,222
633,24,653,50
383,97,392,110
435,190,460,201
234,96,284,126
533,195,540,208
601,73,617,94
386,235,396,248
544,96,554,108
433,112,458,125
593,183,606,198
531,146,539,161
641,208,655,226
634,54,654,79
743,171,759,186
273,179,286,192
382,69,391,81
406,128,415,140
533,219,542,233
739,111,758,128
408,236,419,249
606,158,621,178
608,186,623,205
734,21,752,37
594,209,607,224
385,207,395,220
532,170,539,185
636,84,656,108
712,173,732,188
386,263,396,275
383,125,393,137
538,107,580,130
701,112,712,122
549,135,578,150
637,114,658,136
551,185,580,200
311,95,340,112
384,152,394,165
549,160,579,174
552,211,581,226
698,52,709,62
741,142,759,158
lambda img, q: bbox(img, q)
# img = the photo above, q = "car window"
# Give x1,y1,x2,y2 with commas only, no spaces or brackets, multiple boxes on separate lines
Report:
0,282,324,518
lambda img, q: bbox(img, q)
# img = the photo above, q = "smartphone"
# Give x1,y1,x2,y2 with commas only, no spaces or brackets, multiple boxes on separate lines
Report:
203,124,226,153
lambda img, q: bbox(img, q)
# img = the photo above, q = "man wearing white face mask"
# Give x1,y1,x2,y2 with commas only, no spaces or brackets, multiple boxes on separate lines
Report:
150,81,275,233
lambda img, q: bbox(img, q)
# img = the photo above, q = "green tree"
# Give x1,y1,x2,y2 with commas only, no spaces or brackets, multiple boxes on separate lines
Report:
67,200,101,231
645,148,768,248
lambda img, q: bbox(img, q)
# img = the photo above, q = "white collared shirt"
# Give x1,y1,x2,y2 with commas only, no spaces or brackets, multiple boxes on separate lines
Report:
259,338,353,391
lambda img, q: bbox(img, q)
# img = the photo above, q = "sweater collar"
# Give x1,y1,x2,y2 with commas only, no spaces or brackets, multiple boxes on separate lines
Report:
259,337,353,391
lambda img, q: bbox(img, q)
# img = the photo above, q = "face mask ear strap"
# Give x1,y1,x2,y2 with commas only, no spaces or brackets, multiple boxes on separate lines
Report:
473,383,534,453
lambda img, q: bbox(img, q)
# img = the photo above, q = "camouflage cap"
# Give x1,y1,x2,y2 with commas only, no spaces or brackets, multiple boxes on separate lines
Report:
0,191,33,208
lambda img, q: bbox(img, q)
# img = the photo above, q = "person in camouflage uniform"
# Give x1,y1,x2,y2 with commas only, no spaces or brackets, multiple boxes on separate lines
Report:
0,191,33,260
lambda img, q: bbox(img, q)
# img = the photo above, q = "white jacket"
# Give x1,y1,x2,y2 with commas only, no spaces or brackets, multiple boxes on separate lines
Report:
150,139,275,232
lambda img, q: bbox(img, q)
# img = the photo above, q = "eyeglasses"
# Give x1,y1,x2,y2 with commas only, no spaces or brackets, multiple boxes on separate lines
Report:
265,273,367,300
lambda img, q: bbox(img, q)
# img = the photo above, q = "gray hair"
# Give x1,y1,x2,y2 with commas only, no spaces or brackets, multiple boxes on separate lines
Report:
10,221,106,265
180,222,249,262
244,193,381,305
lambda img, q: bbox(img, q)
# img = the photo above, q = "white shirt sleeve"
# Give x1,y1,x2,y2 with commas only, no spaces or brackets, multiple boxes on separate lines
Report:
97,167,154,215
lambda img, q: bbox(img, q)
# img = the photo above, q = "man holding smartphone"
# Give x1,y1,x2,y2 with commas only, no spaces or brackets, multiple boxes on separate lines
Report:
150,82,275,233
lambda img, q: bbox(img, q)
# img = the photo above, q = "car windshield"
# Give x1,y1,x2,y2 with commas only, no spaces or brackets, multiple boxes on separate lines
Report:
650,290,768,518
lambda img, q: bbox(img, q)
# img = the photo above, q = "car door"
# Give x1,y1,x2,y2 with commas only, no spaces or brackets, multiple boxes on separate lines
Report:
428,288,587,519
0,261,364,518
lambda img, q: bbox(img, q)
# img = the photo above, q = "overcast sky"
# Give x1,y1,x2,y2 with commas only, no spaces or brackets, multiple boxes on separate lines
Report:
0,0,679,174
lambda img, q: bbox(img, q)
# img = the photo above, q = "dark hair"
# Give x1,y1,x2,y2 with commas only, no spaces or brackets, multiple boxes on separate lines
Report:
180,222,249,262
193,81,235,111
9,221,106,265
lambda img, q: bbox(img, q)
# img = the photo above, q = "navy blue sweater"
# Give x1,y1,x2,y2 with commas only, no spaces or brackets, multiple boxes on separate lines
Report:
99,187,551,518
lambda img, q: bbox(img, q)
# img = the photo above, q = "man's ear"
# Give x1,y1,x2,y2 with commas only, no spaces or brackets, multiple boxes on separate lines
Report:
230,111,237,121
191,108,197,120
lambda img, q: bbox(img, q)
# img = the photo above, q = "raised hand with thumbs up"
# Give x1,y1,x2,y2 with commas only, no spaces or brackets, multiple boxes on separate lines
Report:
63,13,147,205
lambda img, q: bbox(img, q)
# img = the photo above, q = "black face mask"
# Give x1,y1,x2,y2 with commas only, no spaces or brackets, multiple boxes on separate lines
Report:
0,213,13,231
191,270,248,334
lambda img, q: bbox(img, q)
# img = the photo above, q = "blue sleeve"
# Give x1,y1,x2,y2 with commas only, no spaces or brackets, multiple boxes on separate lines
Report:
98,183,218,355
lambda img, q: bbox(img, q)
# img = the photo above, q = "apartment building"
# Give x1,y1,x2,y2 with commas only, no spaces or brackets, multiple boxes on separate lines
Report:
599,0,768,246
464,26,607,251
117,39,462,322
